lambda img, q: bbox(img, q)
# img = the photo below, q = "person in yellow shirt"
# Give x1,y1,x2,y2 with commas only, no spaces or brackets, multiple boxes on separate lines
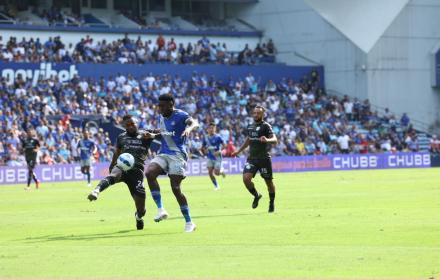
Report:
295,138,306,156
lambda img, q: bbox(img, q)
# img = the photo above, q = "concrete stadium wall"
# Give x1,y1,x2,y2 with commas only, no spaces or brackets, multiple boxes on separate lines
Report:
229,0,440,131
227,0,368,100
0,29,260,52
366,0,440,130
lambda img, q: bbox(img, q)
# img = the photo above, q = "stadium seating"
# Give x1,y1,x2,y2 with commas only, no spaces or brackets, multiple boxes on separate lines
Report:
0,69,419,166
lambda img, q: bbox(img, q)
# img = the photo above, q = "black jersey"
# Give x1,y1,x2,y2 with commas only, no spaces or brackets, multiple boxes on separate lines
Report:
116,130,154,170
247,121,274,159
22,137,40,159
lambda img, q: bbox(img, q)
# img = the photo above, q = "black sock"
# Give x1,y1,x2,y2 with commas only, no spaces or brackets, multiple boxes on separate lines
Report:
86,172,91,183
247,187,259,197
269,192,275,204
97,177,115,192
27,175,31,187
136,209,146,220
32,172,38,183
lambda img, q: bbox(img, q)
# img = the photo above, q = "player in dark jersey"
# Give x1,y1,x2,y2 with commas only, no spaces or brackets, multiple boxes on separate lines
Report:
78,131,96,187
232,105,278,213
21,130,41,190
87,115,157,230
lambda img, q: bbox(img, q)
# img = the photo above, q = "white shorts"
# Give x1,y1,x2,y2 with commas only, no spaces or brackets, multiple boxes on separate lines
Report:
150,153,187,176
207,158,222,170
80,159,91,167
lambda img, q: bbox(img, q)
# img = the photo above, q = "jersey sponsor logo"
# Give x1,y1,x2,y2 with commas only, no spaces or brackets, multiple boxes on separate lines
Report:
256,127,261,131
162,131,176,136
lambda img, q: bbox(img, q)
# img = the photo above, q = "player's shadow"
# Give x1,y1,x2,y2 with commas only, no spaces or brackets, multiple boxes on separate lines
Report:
166,212,267,221
19,229,179,243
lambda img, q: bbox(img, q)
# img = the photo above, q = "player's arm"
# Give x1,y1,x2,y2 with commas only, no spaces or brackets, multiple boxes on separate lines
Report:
109,136,122,172
144,129,161,139
260,124,278,144
34,140,41,152
182,117,199,137
92,143,98,155
260,134,278,144
201,140,208,156
215,141,227,156
231,137,250,157
109,147,122,172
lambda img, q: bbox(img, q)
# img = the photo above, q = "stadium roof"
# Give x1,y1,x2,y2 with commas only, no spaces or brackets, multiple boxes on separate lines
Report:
305,0,410,53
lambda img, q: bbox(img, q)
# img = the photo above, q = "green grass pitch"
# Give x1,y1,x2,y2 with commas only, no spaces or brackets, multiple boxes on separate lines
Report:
1,168,440,279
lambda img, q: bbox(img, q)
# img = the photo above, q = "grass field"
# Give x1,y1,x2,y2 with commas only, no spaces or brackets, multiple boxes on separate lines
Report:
1,168,440,279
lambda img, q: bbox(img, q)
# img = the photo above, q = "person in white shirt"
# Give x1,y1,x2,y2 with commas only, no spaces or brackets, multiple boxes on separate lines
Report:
337,133,351,154
344,101,354,121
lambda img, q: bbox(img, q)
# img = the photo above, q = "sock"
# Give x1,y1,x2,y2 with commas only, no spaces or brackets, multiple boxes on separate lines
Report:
211,178,218,187
86,172,91,183
27,174,31,187
136,209,146,220
180,205,191,223
151,190,163,209
247,186,259,197
269,192,275,204
97,176,115,192
32,172,38,183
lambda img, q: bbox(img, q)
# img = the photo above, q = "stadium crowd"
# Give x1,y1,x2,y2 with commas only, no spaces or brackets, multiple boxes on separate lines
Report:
0,68,421,166
0,35,276,65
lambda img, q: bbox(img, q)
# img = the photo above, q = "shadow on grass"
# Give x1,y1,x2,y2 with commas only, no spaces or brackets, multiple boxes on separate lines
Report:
165,212,267,221
17,229,179,243
16,212,267,243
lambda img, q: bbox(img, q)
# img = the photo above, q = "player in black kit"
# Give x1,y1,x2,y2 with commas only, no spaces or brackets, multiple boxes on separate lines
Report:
232,105,278,213
21,130,41,190
87,115,158,230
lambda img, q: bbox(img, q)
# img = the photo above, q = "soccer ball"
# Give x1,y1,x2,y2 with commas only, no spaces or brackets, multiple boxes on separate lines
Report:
117,153,135,171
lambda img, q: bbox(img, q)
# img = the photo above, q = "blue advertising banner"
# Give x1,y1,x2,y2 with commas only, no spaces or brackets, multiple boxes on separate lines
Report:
0,62,324,87
0,153,431,185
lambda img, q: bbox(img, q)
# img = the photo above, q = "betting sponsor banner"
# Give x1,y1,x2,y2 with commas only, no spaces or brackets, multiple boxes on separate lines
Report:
0,152,431,185
0,62,324,87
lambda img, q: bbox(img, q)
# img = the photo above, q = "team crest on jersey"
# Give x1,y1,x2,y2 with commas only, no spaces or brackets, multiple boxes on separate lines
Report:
245,163,252,169
171,121,175,126
256,127,260,131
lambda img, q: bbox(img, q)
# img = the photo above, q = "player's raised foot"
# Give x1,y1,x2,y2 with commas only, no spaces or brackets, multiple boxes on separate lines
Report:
87,188,100,201
268,202,275,213
252,193,262,209
184,222,196,233
221,171,226,178
135,213,144,230
154,208,169,222
35,181,40,189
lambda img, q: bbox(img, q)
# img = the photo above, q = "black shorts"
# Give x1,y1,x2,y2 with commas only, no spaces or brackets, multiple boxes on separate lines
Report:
243,158,273,180
109,166,146,198
26,158,36,169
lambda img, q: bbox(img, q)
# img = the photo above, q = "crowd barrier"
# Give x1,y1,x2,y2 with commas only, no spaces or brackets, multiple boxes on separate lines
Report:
0,152,431,185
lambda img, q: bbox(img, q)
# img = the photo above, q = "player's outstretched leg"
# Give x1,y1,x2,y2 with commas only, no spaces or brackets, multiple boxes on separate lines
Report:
145,163,168,222
264,179,276,213
208,167,219,190
170,175,196,232
243,173,262,209
88,167,121,201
